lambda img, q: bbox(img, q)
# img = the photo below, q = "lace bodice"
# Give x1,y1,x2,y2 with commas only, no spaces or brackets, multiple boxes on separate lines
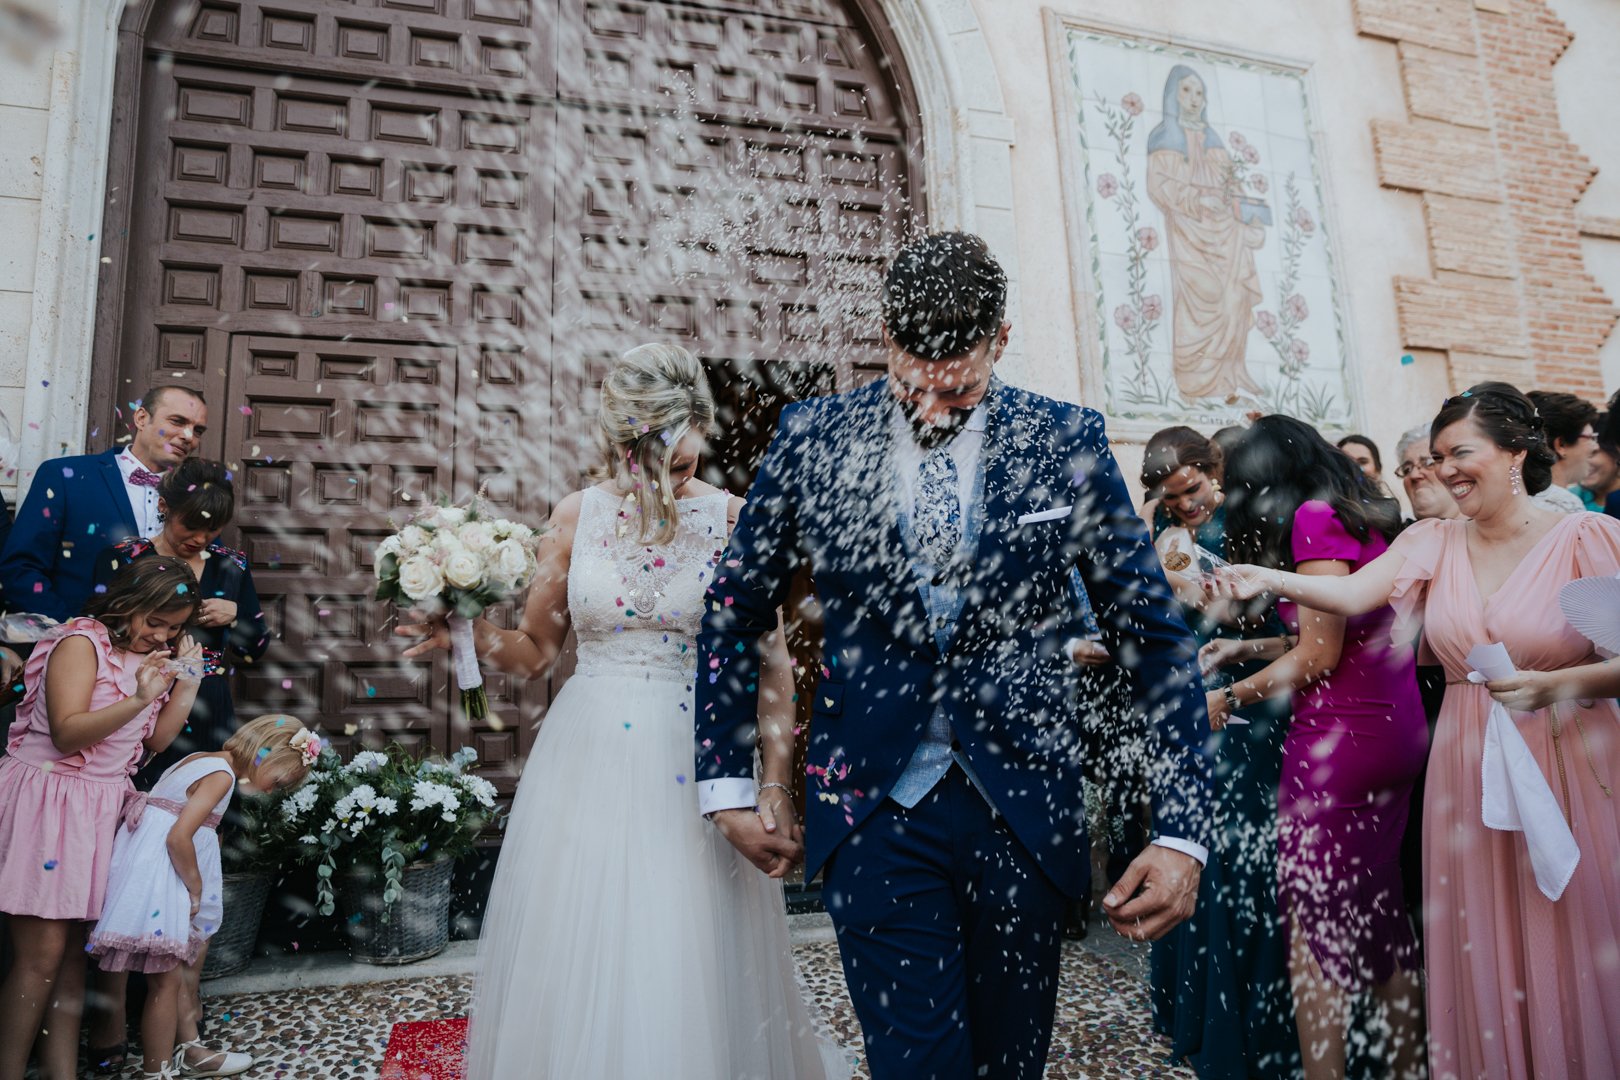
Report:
568,485,730,681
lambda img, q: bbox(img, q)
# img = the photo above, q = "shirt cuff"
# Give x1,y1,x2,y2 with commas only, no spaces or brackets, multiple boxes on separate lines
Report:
1151,836,1209,866
697,778,757,817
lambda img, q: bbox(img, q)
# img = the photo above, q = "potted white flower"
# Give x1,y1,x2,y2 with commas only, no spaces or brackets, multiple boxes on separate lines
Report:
288,744,503,964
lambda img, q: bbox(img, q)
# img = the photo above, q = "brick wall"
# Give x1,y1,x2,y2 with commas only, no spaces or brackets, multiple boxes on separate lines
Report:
1355,0,1618,397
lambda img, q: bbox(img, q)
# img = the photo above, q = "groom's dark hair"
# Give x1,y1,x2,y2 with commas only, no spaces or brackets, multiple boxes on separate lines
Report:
882,232,1008,360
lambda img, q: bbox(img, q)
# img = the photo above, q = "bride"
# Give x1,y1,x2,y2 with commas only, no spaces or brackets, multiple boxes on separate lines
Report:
400,343,840,1079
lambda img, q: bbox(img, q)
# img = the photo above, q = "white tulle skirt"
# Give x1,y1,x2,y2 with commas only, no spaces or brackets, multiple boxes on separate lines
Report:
464,670,846,1080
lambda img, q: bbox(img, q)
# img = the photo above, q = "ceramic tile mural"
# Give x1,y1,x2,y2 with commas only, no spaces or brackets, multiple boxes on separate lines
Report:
1052,22,1356,431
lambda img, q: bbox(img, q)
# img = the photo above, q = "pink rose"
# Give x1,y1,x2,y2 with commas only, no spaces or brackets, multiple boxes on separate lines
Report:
1290,339,1311,363
1255,310,1279,337
1227,131,1248,151
1142,294,1164,321
1097,172,1119,199
1285,293,1309,321
1113,304,1138,331
1242,144,1260,165
1249,174,1269,194
1136,226,1159,252
1121,93,1144,116
1293,206,1316,234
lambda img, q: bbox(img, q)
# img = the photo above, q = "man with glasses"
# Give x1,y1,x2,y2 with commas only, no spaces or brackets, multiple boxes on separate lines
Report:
1393,425,1459,524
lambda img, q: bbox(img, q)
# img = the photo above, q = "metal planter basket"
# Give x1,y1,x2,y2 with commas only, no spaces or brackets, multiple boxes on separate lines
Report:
200,871,272,980
337,857,454,965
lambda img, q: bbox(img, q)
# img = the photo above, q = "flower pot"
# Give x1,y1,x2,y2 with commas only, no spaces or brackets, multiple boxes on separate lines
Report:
337,857,454,965
200,871,272,980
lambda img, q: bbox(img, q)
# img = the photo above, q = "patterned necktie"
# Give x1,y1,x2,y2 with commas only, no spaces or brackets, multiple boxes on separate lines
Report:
914,445,961,571
129,467,162,488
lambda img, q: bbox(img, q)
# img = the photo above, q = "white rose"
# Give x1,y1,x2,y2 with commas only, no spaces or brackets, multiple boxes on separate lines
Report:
375,536,402,578
396,555,445,601
433,506,469,528
398,525,429,553
492,539,530,585
458,522,495,553
444,549,483,590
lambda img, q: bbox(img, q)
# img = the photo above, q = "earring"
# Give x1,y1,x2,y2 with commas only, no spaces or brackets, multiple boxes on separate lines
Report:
1509,464,1523,496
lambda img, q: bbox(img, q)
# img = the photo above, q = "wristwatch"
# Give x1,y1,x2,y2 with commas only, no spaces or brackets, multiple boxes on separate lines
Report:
1221,685,1240,714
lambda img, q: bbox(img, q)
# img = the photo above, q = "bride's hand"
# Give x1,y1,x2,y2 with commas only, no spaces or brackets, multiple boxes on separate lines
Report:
757,788,802,846
1208,564,1276,602
397,609,452,658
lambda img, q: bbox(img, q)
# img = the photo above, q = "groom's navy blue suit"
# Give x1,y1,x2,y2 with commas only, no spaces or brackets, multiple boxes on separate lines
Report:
696,379,1211,1077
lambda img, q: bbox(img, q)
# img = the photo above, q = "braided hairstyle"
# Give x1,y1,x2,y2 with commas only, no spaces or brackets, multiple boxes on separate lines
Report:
595,343,717,545
1430,382,1556,495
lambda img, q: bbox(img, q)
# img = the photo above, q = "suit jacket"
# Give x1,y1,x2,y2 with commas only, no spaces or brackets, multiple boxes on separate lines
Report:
0,449,141,622
696,379,1212,896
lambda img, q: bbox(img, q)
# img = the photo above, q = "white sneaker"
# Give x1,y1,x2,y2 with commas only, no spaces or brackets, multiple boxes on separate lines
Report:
172,1040,254,1077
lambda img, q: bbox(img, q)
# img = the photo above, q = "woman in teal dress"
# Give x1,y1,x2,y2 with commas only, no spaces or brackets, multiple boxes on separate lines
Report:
1142,426,1298,1079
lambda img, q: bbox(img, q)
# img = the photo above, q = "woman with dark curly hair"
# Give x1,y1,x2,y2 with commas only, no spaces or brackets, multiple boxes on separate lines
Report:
1211,415,1426,1079
1222,383,1620,1079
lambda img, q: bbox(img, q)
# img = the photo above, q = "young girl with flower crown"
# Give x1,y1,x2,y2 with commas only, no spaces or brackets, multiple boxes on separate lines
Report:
0,557,205,1080
88,714,319,1079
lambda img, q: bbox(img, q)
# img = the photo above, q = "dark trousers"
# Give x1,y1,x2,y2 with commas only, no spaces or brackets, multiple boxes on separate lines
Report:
822,767,1068,1079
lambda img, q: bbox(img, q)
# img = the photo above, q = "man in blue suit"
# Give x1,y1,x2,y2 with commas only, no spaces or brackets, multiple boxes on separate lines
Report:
696,234,1211,1078
0,384,208,622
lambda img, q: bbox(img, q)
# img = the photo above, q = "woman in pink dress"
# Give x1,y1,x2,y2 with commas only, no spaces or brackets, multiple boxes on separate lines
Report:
1216,416,1427,1078
0,558,203,1080
1226,383,1620,1079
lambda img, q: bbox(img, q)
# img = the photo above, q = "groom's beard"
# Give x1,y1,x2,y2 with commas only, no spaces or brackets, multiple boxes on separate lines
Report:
899,400,971,450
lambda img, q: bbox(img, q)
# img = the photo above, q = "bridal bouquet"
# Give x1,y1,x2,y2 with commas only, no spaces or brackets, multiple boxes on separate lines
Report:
374,501,540,720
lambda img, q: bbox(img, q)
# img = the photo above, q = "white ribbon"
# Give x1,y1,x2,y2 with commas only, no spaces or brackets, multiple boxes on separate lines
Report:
448,615,483,693
1475,690,1580,901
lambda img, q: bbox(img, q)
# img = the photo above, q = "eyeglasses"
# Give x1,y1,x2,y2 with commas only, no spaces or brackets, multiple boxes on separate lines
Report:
1394,458,1436,478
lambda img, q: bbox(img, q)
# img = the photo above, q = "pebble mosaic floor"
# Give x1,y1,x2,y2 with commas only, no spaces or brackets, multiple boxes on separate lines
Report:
85,939,1192,1079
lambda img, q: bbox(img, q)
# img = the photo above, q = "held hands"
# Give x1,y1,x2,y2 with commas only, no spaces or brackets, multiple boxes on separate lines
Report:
194,598,238,628
756,788,803,847
1102,845,1201,942
710,806,804,880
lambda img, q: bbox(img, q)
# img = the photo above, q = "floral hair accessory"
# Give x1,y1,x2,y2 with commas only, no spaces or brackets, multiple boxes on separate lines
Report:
289,728,322,766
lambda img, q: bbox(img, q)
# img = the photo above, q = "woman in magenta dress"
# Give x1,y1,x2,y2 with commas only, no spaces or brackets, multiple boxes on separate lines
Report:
1225,385,1620,1080
1216,416,1428,1079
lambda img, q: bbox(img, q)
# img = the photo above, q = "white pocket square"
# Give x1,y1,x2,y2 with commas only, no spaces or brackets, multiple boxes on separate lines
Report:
1017,506,1072,525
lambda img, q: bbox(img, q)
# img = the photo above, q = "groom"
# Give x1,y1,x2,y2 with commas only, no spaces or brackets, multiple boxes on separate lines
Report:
696,233,1211,1078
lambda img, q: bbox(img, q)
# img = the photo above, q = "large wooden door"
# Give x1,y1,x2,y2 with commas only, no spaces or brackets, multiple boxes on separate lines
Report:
93,0,921,801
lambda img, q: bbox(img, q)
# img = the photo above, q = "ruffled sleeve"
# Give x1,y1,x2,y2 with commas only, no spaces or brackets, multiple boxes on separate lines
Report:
1570,511,1620,580
1387,517,1451,646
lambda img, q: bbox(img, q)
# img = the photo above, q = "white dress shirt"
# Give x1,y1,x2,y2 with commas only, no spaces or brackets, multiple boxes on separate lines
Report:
115,449,164,539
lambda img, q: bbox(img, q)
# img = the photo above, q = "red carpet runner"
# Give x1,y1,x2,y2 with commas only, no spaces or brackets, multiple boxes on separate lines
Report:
379,1017,468,1080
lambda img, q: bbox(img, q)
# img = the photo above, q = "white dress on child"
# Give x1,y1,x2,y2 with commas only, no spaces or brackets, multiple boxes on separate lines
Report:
89,755,236,973
465,487,847,1080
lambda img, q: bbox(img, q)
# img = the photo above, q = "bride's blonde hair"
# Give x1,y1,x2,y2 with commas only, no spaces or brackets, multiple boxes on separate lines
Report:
594,343,716,545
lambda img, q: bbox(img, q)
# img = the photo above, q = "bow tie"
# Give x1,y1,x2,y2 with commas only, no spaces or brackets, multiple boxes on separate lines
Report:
129,468,163,489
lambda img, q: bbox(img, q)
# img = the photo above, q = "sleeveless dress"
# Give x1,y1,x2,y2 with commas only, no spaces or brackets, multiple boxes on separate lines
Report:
0,618,168,920
464,487,843,1080
1147,505,1299,1078
1390,514,1620,1079
1276,501,1427,990
87,755,236,972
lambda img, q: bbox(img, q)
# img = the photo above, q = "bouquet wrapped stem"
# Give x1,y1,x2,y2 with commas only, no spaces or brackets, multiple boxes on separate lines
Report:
447,615,486,721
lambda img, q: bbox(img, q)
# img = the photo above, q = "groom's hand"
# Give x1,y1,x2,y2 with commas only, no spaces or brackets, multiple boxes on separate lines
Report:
1102,846,1200,941
709,808,804,879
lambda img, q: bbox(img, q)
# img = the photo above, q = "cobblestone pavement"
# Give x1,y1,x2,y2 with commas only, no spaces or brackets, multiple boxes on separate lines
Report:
87,939,1192,1079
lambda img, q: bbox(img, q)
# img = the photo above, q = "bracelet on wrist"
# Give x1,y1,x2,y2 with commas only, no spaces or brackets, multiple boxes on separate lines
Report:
758,781,793,801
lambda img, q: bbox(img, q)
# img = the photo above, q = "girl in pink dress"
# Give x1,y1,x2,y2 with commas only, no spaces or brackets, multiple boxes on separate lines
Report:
0,558,204,1080
1217,416,1427,1079
1225,383,1620,1079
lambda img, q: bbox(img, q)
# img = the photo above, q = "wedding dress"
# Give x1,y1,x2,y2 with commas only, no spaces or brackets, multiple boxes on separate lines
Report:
465,485,844,1079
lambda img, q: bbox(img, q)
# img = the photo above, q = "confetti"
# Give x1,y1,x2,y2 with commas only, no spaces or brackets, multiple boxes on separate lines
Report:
43,859,57,870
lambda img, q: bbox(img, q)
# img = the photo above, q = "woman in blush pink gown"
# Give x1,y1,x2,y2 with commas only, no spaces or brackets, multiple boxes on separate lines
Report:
1225,383,1620,1080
